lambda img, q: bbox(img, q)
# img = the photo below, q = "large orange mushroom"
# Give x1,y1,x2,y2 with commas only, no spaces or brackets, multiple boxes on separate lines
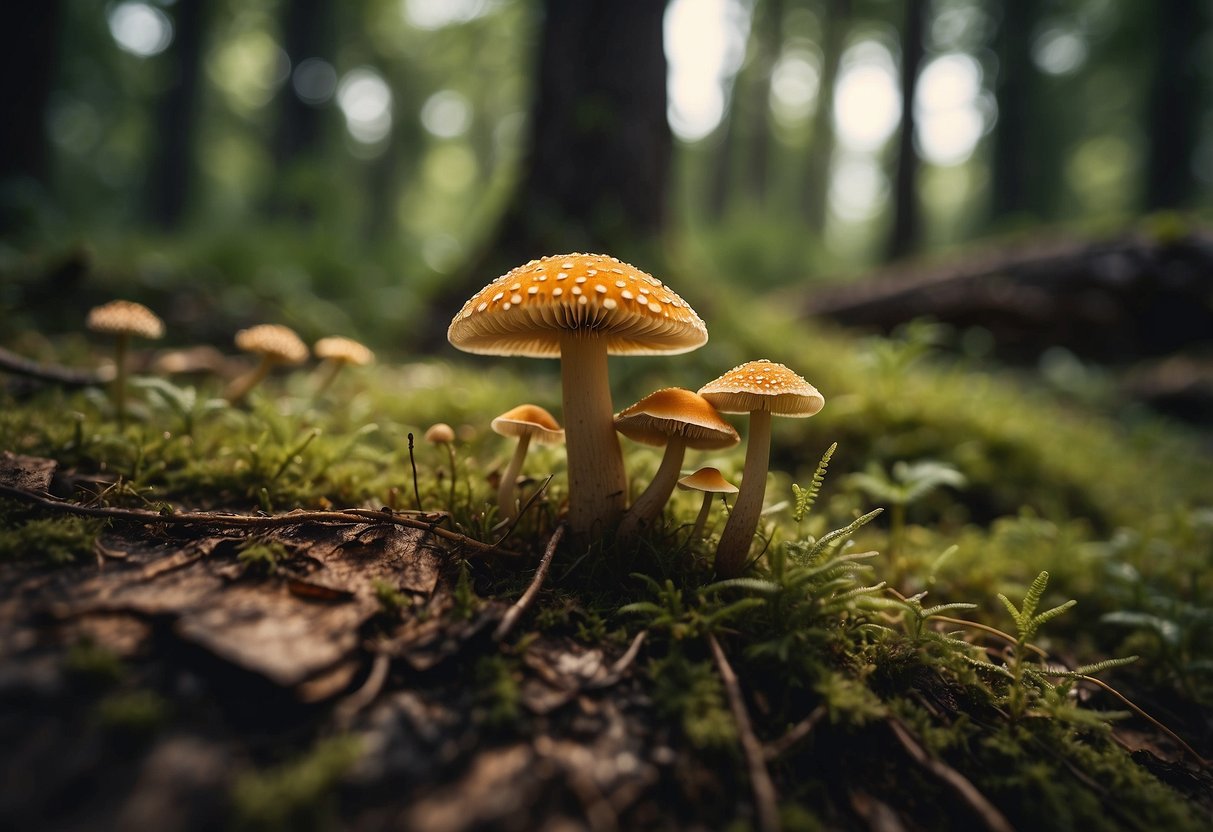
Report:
448,254,707,538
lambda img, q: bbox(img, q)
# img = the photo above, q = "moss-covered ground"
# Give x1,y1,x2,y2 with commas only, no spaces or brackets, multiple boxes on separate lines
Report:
2,284,1212,830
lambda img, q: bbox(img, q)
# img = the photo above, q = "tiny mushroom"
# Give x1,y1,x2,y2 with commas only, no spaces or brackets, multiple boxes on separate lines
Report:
699,360,824,577
225,324,309,403
86,300,164,424
491,404,564,522
677,467,738,541
614,388,738,541
313,336,374,394
425,422,458,508
448,253,707,538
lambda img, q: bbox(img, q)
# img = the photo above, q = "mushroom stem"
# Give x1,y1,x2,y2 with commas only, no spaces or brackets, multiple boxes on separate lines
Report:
498,432,532,522
714,409,772,577
313,358,344,396
560,333,626,537
690,493,714,540
618,436,687,540
225,356,273,404
112,332,129,426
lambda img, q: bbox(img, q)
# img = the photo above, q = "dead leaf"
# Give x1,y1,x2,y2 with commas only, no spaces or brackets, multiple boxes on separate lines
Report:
0,451,57,493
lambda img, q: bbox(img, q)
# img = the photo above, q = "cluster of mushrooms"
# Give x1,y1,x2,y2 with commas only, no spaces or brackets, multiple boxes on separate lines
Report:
449,253,824,577
83,252,823,577
85,299,375,419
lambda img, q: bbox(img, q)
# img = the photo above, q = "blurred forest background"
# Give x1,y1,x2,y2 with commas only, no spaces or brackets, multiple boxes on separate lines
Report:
2,0,1212,356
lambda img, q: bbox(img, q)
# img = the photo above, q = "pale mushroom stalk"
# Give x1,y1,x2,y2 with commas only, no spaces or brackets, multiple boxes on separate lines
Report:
112,331,130,426
224,355,274,404
313,359,345,395
560,333,627,536
715,409,772,577
689,494,716,540
498,432,532,520
617,436,686,540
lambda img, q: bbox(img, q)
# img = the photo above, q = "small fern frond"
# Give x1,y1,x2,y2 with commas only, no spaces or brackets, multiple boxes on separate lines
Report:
793,442,837,522
807,508,883,559
1029,600,1077,635
1020,570,1051,622
921,602,979,619
701,578,782,596
997,593,1022,627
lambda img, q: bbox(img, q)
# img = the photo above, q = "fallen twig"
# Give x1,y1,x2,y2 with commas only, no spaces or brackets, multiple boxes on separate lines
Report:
335,653,392,728
708,632,780,832
0,346,113,387
493,524,565,642
491,475,554,546
1043,671,1210,768
886,717,1014,832
586,630,648,690
764,704,826,762
0,482,509,556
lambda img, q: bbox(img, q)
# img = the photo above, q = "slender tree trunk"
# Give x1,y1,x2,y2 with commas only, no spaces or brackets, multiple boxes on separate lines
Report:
435,0,670,341
801,0,850,231
272,0,337,221
886,0,926,261
743,0,783,206
1144,0,1204,210
146,0,207,229
0,0,61,230
990,0,1037,221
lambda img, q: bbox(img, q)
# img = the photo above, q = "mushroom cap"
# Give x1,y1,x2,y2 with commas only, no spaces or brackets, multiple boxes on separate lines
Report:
234,324,309,365
447,253,707,358
424,422,456,444
86,300,164,340
491,404,565,444
698,360,824,417
614,387,740,450
314,336,374,366
677,467,738,494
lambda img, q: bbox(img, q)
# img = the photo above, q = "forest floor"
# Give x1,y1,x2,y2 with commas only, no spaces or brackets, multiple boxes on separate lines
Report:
2,273,1213,830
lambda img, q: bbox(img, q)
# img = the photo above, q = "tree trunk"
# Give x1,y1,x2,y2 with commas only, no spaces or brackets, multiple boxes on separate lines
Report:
886,0,926,261
743,0,783,206
0,0,61,230
1144,0,1204,211
989,0,1037,221
801,0,850,231
146,0,207,229
434,0,671,340
272,0,338,221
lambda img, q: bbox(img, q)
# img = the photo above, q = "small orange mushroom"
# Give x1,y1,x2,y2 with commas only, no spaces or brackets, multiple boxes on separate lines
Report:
677,467,737,541
225,324,309,403
614,388,738,540
86,300,164,424
699,360,823,576
491,404,564,522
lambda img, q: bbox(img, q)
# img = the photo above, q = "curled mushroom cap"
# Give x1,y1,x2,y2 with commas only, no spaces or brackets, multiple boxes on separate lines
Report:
424,422,456,444
615,389,738,540
679,467,738,541
698,360,824,577
615,388,739,450
698,360,824,417
314,336,374,366
492,404,564,522
677,467,738,495
491,404,566,444
235,324,309,366
448,253,707,536
86,300,164,340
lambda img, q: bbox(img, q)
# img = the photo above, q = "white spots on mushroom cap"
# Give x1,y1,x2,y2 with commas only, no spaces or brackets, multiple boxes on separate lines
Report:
698,359,825,417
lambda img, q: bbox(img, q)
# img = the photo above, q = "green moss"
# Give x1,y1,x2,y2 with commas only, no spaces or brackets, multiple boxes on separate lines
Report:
0,511,103,564
231,737,362,832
